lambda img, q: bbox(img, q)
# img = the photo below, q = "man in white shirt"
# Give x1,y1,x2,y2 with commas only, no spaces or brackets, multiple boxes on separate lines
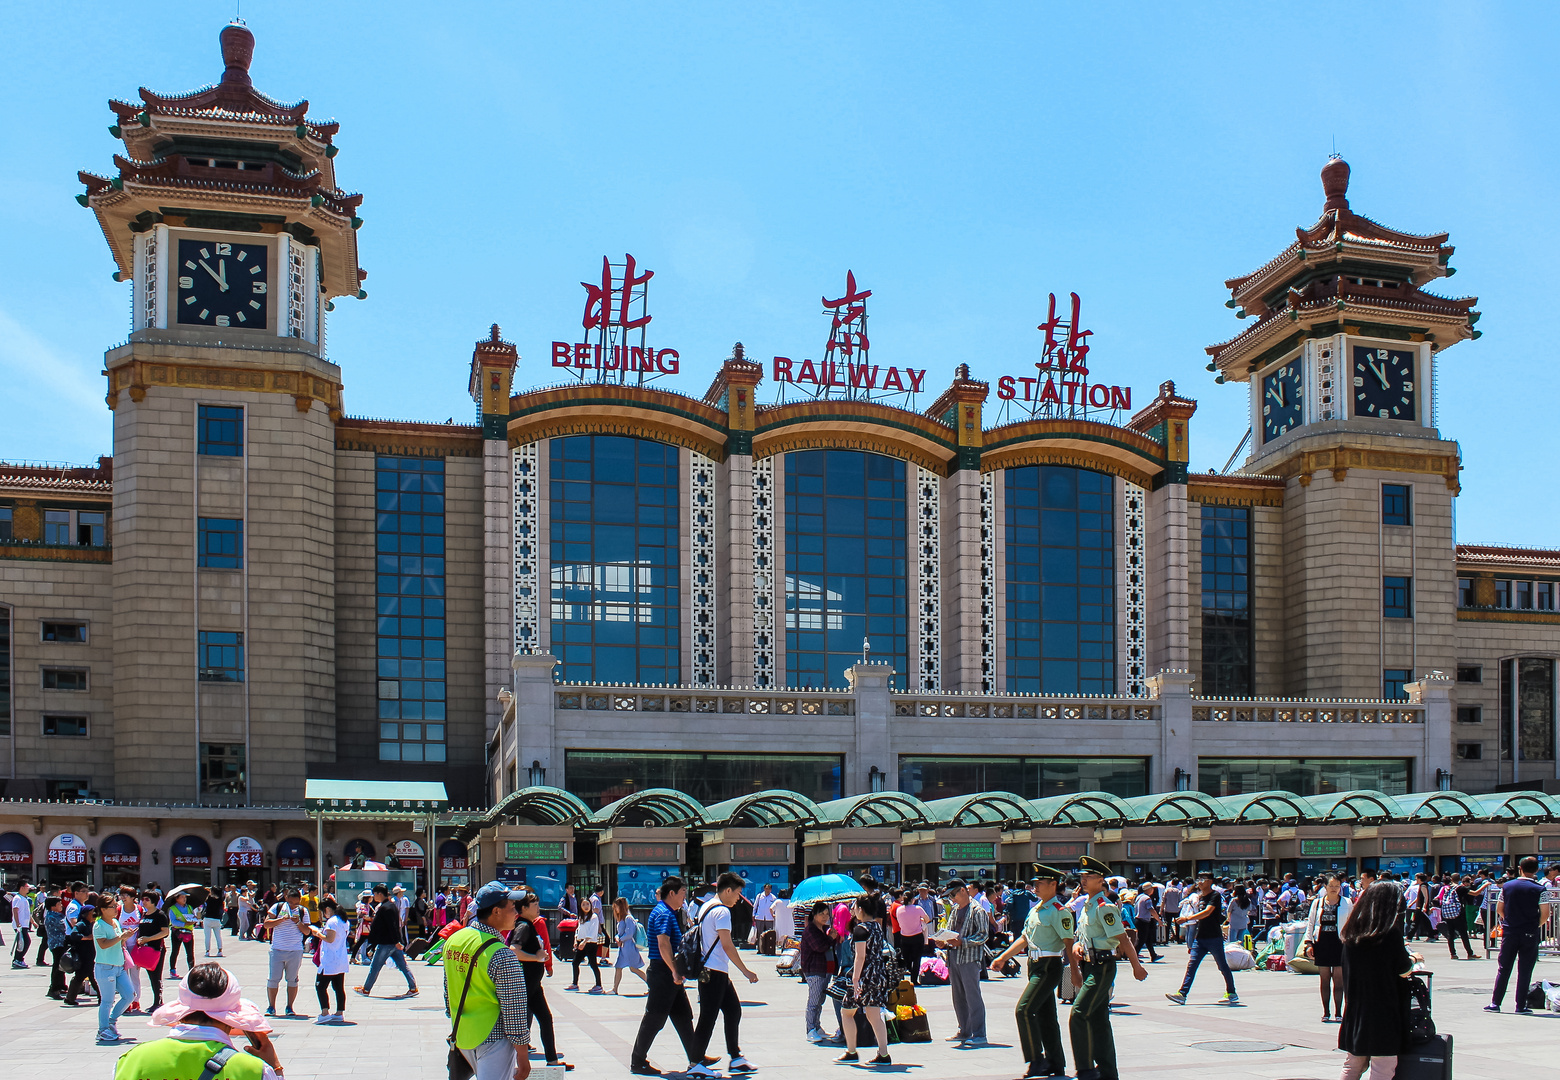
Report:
753,884,776,944
686,873,760,1077
392,885,410,927
11,882,33,968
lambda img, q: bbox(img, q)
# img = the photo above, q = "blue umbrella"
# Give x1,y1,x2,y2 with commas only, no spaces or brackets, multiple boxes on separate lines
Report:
791,874,866,907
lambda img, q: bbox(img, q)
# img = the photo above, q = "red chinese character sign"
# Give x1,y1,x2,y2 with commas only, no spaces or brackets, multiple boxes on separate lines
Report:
552,253,681,383
771,271,928,402
996,291,1131,420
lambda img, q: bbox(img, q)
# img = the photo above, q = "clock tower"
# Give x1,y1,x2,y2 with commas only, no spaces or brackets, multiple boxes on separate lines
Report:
1206,158,1479,699
78,22,364,802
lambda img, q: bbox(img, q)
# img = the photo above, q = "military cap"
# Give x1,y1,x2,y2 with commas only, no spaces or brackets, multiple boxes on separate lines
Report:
1030,862,1068,882
1076,855,1111,877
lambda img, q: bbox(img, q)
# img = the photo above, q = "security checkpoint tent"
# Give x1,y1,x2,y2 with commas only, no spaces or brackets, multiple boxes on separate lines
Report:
302,778,449,895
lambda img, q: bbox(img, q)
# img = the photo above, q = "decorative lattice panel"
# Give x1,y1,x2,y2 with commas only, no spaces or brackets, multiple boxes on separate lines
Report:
1124,479,1147,696
141,229,159,330
513,442,540,653
690,452,717,686
288,243,307,339
979,470,996,694
916,465,941,691
752,455,775,688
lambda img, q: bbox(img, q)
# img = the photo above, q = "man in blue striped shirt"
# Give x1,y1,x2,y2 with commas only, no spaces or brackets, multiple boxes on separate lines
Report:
630,877,700,1076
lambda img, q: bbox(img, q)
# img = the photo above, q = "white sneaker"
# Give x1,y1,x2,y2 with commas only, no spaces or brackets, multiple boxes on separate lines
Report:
728,1058,755,1073
687,1065,722,1078
314,1013,332,1024
806,1028,826,1043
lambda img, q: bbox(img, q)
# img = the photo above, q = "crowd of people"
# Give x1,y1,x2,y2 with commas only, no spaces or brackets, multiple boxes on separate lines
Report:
0,855,1553,1078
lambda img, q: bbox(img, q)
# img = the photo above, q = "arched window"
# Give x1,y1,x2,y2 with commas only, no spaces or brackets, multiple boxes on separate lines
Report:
1004,466,1115,694
550,435,681,684
783,450,907,688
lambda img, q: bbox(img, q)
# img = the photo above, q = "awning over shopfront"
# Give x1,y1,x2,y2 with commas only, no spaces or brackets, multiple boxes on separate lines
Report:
1121,791,1221,825
1028,791,1131,827
817,792,926,828
485,785,592,826
0,831,33,865
100,833,140,866
276,837,315,869
1475,790,1560,823
304,778,449,815
1395,791,1482,823
705,789,824,828
591,787,706,828
1214,790,1310,824
921,791,1031,829
170,835,211,868
1304,790,1399,824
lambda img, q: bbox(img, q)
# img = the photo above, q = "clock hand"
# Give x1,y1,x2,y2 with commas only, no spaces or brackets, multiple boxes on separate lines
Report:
1267,386,1285,407
1368,359,1390,389
198,259,224,289
218,259,228,292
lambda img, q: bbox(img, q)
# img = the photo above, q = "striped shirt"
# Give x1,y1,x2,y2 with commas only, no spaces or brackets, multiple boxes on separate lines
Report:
945,901,989,966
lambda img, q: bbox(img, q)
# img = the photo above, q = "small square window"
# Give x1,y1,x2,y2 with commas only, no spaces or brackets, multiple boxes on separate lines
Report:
198,405,245,457
42,715,89,738
1495,580,1512,609
43,509,71,544
1456,665,1482,684
42,668,89,692
200,742,246,795
1384,576,1413,619
1382,484,1412,526
1539,583,1556,611
1457,706,1483,724
1517,580,1533,610
1458,578,1475,608
41,621,87,644
1456,743,1483,761
198,518,244,569
198,632,245,682
77,511,106,547
1384,668,1412,701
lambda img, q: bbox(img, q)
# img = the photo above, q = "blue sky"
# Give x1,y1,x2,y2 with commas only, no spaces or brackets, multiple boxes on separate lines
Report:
2,2,1555,543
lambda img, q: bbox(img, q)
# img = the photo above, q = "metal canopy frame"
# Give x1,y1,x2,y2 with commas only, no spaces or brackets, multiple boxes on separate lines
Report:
1122,790,1221,826
1303,790,1400,824
920,791,1032,829
704,789,825,829
1214,790,1311,825
590,787,707,828
1027,791,1132,827
816,792,928,828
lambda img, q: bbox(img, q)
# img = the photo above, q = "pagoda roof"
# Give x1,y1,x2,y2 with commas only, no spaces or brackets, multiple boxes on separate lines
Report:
1206,159,1478,376
1455,543,1560,571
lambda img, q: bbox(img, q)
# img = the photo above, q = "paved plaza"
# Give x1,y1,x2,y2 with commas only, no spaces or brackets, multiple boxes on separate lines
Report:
0,936,1551,1078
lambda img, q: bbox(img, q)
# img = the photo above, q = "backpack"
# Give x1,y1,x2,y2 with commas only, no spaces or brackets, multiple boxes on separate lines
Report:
675,905,722,982
1438,886,1461,920
1405,974,1436,1044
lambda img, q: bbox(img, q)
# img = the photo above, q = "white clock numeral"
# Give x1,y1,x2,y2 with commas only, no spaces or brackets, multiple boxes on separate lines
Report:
179,276,194,289
1403,382,1413,391
1377,348,1388,359
1353,376,1364,387
253,281,267,295
237,250,248,262
249,300,262,310
216,315,230,327
215,243,232,255
249,265,261,275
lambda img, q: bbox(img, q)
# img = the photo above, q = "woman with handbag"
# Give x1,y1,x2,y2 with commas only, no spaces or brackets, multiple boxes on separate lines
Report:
1300,875,1352,1023
569,897,604,993
835,893,893,1067
1336,881,1422,1080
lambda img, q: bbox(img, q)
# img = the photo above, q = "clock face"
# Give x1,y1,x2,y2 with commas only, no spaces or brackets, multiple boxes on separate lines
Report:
1261,359,1303,442
175,238,269,330
1352,345,1415,421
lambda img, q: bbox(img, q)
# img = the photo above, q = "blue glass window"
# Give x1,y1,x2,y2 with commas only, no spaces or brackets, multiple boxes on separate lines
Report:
1201,506,1252,694
1005,466,1115,694
198,518,243,568
1383,668,1412,701
784,450,907,689
198,405,244,457
1384,576,1412,619
198,631,244,682
1381,484,1411,526
376,456,447,761
549,436,681,685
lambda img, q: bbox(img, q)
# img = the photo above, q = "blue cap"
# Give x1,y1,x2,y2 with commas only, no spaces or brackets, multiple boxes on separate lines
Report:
472,880,525,909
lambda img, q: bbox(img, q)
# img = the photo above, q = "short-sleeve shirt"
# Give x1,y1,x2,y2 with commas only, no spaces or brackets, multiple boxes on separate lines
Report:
319,915,351,976
268,904,306,951
1501,878,1546,931
1193,891,1225,940
94,917,125,965
1022,898,1076,955
697,897,733,973
646,901,682,967
895,902,927,936
11,893,32,927
512,917,546,977
1076,894,1125,951
137,908,170,949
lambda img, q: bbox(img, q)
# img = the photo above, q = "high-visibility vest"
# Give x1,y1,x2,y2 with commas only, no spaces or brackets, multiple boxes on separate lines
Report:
442,927,502,1050
113,1037,266,1080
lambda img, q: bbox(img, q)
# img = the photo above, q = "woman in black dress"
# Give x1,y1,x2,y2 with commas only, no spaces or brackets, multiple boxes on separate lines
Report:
1335,881,1422,1080
1301,875,1352,1022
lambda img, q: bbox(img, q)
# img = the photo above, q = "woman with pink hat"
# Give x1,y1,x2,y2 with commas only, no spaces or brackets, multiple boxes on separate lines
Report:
111,962,286,1080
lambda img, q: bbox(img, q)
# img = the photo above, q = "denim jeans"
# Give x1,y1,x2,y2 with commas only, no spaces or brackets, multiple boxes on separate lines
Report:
1179,935,1237,995
96,962,134,1033
203,918,224,955
362,943,416,993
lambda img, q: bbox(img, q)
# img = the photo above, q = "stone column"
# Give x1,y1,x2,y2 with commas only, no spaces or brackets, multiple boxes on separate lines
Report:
1127,382,1197,682
511,651,560,788
1148,669,1196,792
847,662,895,796
706,347,763,686
940,469,985,691
1408,673,1454,791
468,326,519,738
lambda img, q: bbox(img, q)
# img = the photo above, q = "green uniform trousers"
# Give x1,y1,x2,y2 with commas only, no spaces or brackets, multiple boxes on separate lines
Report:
1068,959,1118,1080
1016,956,1066,1075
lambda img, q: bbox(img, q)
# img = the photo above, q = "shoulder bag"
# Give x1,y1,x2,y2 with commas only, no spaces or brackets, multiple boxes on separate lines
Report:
447,936,502,1080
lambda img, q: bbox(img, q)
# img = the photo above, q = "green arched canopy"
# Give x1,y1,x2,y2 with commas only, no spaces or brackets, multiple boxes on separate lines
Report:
1214,790,1311,824
704,789,825,828
1122,791,1221,826
590,787,707,828
921,791,1033,829
816,792,928,828
1027,791,1132,827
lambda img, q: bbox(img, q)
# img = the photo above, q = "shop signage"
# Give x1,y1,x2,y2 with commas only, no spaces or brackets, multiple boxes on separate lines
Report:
731,842,790,863
1126,841,1177,859
0,831,35,865
838,842,896,863
391,839,426,868
225,836,264,869
172,835,211,868
1461,836,1505,854
620,842,680,863
1541,836,1560,853
1382,837,1429,855
1214,840,1265,858
941,842,996,863
101,834,140,867
1036,841,1090,860
441,855,468,871
277,839,314,869
48,833,88,866
1300,839,1348,857
504,841,567,863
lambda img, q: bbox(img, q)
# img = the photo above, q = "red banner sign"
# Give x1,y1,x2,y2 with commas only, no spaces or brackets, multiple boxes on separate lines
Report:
620,842,681,863
838,843,896,863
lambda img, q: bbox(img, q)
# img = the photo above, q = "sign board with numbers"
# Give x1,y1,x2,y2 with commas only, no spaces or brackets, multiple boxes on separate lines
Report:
1461,836,1505,854
505,841,568,863
730,843,791,863
838,843,897,863
1382,837,1428,855
1299,839,1348,857
940,842,996,863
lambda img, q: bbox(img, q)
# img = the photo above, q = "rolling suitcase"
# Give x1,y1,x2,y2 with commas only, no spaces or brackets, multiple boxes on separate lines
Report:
758,929,776,955
1395,1033,1451,1079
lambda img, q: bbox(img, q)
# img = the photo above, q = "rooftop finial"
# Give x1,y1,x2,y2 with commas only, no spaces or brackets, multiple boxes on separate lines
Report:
490,323,501,342
219,21,255,89
731,342,746,361
1321,155,1350,212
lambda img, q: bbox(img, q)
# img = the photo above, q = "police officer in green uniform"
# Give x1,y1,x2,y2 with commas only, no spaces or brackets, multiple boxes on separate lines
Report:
1069,856,1147,1080
991,864,1075,1078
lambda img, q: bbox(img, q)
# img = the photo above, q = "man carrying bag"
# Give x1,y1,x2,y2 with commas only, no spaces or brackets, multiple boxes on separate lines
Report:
443,881,531,1080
